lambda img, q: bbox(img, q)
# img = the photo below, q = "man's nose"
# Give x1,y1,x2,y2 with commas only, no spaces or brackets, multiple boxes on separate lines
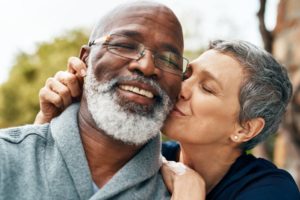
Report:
127,50,160,78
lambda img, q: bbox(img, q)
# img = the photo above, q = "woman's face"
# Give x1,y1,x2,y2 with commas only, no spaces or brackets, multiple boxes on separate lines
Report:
162,49,244,146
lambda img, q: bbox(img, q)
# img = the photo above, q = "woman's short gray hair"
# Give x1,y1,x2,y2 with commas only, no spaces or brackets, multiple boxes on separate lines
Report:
209,40,292,150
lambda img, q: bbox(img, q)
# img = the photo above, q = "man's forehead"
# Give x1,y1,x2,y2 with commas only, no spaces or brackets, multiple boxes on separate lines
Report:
108,28,182,55
114,4,179,26
108,12,183,52
90,2,184,53
114,1,169,15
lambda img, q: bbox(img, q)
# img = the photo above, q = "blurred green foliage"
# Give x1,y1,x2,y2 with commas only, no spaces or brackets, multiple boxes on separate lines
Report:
0,29,89,127
184,49,204,61
0,29,203,128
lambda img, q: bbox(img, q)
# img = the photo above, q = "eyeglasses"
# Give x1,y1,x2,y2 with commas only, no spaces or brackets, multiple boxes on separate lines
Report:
88,34,189,76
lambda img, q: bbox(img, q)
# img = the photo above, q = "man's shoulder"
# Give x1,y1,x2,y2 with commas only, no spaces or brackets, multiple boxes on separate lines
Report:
0,123,50,145
0,123,61,200
0,124,51,179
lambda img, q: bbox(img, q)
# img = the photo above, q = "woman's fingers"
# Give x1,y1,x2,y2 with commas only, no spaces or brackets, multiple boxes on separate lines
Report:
54,71,82,98
40,69,82,115
35,57,86,125
161,160,188,192
67,57,86,90
161,160,176,192
164,161,187,175
45,77,72,109
161,159,206,200
35,86,63,124
67,56,87,77
36,57,85,124
39,86,64,109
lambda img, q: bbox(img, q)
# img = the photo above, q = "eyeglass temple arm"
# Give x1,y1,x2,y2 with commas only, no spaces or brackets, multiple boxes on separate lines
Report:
88,35,110,47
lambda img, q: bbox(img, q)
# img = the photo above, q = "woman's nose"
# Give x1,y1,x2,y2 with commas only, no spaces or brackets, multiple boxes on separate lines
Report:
179,77,193,100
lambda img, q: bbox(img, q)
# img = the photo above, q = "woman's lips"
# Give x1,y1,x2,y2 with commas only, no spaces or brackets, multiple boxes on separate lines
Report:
170,106,186,117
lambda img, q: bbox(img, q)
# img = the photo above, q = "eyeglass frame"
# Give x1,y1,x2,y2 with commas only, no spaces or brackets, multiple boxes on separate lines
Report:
88,34,189,77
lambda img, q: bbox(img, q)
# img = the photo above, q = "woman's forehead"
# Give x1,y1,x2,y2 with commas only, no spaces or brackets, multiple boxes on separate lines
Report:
190,50,244,84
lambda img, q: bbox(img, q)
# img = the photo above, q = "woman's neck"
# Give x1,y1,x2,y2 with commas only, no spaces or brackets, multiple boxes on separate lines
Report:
179,142,242,193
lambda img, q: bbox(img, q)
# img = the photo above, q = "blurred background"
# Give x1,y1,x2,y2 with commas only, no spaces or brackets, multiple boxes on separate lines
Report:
1,0,300,188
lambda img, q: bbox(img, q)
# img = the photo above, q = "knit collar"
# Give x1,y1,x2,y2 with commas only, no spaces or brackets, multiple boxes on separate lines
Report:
51,103,163,199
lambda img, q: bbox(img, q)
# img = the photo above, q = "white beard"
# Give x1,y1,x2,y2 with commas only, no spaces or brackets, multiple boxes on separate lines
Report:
83,56,173,145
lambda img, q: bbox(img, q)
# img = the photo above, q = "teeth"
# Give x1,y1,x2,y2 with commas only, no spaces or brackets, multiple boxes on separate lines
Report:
119,85,154,98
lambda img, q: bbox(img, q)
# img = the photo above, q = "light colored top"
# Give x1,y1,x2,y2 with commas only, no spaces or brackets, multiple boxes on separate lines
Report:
93,182,99,194
0,103,170,200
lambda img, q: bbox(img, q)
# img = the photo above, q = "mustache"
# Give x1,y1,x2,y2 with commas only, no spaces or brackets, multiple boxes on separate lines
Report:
102,74,169,102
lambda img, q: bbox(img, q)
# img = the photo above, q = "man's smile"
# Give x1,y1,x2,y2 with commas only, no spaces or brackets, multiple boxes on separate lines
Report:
119,85,154,98
116,81,158,105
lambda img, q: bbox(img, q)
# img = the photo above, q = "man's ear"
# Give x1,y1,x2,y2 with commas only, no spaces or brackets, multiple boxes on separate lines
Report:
230,117,265,143
79,45,91,65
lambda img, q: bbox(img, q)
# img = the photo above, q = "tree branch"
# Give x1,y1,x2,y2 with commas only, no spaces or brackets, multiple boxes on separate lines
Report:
257,0,273,53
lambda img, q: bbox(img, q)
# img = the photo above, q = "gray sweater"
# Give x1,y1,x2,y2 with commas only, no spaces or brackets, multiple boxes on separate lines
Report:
0,103,170,200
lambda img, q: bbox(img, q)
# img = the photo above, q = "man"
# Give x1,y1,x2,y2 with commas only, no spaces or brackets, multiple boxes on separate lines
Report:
0,1,187,199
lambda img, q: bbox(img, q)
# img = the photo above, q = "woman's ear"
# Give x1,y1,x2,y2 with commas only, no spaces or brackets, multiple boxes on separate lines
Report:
79,45,91,65
231,117,265,143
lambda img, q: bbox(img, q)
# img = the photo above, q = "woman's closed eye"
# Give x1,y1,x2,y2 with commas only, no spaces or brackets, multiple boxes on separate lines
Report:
201,84,215,94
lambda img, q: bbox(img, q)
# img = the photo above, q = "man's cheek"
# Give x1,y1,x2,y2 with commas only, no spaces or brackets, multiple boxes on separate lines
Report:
94,64,119,81
93,57,128,82
162,78,181,103
170,88,180,104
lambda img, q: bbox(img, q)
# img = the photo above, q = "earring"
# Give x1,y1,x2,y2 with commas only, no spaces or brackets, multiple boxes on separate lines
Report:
233,135,238,141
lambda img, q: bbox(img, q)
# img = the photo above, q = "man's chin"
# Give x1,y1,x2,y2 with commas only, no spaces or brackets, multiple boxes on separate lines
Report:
115,94,156,116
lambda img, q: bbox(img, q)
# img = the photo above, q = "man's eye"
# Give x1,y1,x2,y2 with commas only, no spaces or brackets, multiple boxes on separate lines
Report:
157,55,180,70
110,43,136,50
166,60,179,70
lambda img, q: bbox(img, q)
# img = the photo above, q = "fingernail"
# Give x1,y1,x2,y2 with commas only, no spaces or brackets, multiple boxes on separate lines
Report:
81,69,86,77
161,156,168,163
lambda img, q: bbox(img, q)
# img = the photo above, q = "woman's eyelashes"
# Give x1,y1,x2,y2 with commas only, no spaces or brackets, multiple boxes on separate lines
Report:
202,85,215,94
199,82,216,95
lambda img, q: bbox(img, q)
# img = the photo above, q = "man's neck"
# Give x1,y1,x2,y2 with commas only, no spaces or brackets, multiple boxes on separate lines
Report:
78,102,143,188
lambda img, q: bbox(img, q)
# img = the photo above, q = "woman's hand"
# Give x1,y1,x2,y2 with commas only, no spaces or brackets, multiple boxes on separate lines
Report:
34,57,87,124
161,157,206,200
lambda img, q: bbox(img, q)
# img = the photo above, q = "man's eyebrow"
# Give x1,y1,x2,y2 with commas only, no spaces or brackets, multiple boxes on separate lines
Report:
160,43,181,56
111,30,142,38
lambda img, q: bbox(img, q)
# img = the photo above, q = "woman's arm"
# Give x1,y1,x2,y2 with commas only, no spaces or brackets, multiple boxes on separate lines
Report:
161,157,206,200
34,57,86,124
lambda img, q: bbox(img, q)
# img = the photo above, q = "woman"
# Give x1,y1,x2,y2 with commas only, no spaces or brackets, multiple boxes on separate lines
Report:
35,40,300,199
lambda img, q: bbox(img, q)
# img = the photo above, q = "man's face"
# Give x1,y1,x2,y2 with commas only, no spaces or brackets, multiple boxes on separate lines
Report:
89,6,183,106
82,4,184,144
